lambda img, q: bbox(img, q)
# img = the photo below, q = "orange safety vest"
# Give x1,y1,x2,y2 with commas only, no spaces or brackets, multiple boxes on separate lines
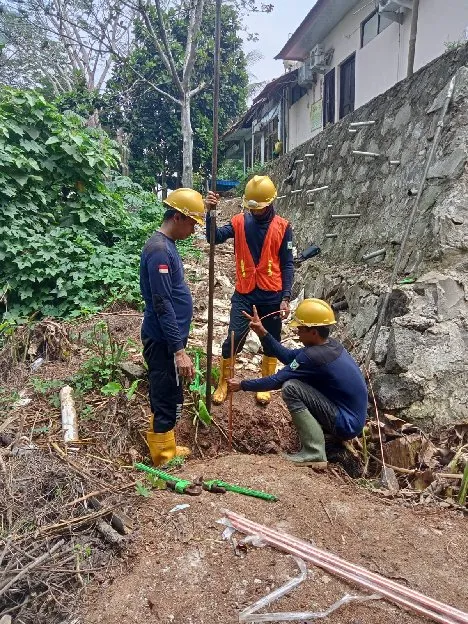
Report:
231,213,289,294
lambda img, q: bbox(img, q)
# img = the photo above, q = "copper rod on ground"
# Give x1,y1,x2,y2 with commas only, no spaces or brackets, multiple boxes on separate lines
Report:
228,330,234,452
224,511,468,624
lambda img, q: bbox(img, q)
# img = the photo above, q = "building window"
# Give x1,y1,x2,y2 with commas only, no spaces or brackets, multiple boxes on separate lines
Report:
245,139,252,170
253,132,262,164
361,10,392,47
264,117,279,163
291,84,307,105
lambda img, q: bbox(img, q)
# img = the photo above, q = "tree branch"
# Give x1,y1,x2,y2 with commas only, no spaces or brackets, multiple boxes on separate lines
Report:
182,0,204,89
154,0,183,95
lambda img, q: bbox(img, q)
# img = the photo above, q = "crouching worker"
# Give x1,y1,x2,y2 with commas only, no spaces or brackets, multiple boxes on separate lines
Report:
227,299,368,468
140,188,219,466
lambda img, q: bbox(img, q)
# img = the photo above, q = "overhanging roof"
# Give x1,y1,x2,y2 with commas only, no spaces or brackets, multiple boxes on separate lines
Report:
275,0,359,61
223,70,298,141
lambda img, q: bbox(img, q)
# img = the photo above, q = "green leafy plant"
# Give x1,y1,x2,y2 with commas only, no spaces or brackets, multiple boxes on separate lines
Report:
164,455,186,470
73,321,127,392
31,377,64,394
0,88,200,321
100,378,141,399
135,481,151,497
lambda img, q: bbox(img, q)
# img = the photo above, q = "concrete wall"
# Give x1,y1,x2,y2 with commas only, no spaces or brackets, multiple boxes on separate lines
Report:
264,45,468,427
414,0,468,70
355,21,403,109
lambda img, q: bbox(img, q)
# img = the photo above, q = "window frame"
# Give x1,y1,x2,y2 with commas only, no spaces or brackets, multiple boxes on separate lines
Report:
360,9,391,48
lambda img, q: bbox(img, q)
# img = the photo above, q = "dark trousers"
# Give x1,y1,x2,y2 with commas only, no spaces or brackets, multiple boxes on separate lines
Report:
282,379,339,436
221,292,282,359
142,334,183,433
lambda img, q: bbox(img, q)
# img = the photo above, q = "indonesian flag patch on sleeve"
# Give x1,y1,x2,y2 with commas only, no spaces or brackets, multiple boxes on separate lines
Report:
158,264,169,274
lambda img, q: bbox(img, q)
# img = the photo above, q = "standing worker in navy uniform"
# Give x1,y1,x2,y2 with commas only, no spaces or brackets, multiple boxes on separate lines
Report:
207,175,294,406
140,188,219,466
228,299,368,469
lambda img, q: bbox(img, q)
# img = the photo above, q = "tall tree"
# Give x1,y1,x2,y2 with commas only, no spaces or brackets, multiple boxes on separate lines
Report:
0,0,272,182
0,0,132,94
103,2,248,190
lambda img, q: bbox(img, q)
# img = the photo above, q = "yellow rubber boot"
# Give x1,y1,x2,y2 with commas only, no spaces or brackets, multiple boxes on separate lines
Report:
147,413,191,465
256,356,277,405
212,357,234,405
146,429,191,466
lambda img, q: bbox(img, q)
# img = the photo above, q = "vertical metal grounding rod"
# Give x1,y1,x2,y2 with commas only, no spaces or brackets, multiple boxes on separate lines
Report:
364,75,456,368
205,0,222,413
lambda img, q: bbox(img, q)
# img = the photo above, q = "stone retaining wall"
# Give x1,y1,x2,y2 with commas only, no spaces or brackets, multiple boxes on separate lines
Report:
264,46,468,428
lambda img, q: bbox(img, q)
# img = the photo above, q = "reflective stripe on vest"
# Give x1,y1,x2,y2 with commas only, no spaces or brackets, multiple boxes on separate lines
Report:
231,213,288,294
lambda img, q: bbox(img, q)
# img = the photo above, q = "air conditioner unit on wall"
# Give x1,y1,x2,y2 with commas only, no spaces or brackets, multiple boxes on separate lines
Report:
298,62,317,87
379,0,413,14
308,44,333,74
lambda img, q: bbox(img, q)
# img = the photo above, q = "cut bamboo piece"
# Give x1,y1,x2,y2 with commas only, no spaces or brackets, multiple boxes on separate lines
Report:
291,189,302,194
60,385,79,443
350,121,376,127
325,234,338,239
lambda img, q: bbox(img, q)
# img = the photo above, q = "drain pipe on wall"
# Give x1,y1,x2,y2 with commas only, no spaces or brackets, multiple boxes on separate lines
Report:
364,74,456,369
407,0,420,78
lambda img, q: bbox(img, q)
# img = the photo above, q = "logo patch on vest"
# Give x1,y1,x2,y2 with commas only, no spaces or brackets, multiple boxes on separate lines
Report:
290,359,300,370
287,241,293,249
158,264,169,274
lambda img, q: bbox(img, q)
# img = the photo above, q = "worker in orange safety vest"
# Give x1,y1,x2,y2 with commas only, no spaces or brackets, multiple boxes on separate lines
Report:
205,175,294,406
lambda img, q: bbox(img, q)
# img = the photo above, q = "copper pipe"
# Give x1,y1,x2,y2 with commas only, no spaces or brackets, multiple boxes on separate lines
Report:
228,329,234,452
225,511,467,624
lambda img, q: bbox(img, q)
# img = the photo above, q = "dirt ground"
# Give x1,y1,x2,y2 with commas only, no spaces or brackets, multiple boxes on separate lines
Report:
81,453,468,624
2,198,468,624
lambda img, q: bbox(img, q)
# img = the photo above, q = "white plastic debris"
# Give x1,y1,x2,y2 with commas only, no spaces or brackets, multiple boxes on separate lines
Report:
239,556,381,622
30,357,45,372
169,504,190,513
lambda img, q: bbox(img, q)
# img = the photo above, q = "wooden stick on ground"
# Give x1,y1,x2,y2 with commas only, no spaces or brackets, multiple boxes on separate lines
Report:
0,539,64,598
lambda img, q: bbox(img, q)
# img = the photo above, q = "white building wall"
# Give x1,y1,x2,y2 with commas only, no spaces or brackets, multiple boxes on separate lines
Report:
355,21,404,109
288,90,322,151
287,0,468,151
414,0,468,70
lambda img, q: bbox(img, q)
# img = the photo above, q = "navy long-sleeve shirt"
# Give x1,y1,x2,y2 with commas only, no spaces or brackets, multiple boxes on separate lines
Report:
140,231,192,353
206,206,294,304
241,334,368,439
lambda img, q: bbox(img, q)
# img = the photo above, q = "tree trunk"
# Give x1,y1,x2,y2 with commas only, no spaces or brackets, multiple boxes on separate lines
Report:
181,95,193,187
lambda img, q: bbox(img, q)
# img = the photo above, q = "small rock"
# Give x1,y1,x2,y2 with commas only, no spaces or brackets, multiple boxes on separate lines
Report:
120,361,146,381
245,333,261,354
373,374,423,410
380,466,400,492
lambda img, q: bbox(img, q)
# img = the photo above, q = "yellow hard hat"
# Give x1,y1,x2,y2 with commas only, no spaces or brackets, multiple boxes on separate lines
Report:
242,175,277,210
164,188,205,225
290,298,336,327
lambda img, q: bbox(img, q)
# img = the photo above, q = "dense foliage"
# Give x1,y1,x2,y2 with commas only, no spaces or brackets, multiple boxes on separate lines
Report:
103,3,248,190
0,88,182,321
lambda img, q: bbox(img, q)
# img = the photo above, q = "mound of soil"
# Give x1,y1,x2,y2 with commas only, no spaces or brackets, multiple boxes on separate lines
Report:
81,454,468,624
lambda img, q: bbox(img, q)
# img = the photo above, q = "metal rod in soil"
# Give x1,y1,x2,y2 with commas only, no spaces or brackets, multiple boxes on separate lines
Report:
205,0,222,413
228,329,234,452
